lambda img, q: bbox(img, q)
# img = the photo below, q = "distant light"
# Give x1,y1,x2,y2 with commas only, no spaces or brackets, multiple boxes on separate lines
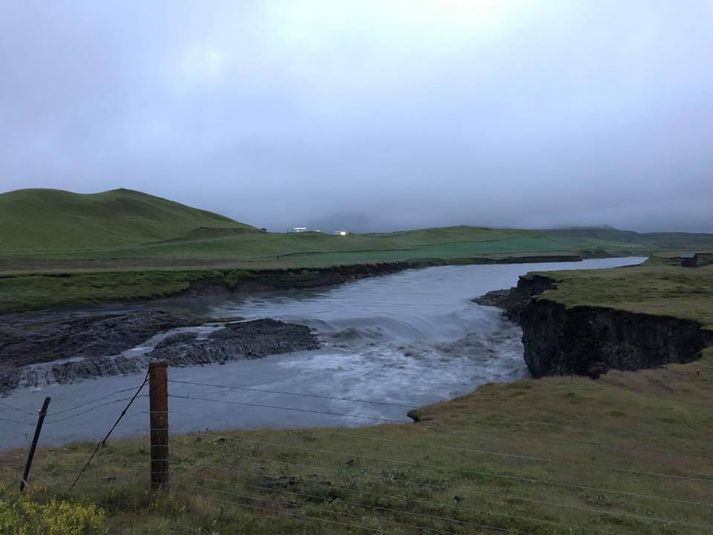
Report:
335,230,349,236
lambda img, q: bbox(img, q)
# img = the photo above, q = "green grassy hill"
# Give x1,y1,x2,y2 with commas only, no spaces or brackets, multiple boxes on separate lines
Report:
3,188,713,266
0,188,255,252
2,187,713,312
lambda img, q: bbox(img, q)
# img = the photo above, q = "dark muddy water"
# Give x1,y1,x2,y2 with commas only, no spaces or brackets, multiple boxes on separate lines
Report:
0,257,644,449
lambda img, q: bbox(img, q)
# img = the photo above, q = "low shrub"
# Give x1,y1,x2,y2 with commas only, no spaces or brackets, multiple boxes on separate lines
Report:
0,485,105,534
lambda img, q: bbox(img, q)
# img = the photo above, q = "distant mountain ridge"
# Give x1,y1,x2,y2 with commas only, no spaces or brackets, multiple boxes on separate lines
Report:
0,188,255,252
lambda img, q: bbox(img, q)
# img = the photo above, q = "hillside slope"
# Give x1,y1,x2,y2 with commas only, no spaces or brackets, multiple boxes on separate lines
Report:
0,188,255,252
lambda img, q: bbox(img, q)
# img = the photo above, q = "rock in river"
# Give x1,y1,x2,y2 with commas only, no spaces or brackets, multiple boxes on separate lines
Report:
147,318,320,366
0,311,319,394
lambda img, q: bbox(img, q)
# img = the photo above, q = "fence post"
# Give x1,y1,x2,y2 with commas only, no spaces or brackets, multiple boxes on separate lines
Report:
149,360,169,491
20,396,51,492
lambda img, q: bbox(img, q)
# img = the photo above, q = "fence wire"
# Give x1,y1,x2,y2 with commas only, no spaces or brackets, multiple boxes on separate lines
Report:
3,369,713,534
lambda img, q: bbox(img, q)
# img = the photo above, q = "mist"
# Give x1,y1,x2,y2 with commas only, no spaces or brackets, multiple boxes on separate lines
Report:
1,1,712,232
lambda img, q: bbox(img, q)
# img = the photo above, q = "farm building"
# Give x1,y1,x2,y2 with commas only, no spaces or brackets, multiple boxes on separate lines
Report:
680,252,713,267
681,252,697,267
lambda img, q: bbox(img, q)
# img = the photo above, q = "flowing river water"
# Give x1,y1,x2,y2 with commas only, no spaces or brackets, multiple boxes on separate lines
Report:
0,257,644,449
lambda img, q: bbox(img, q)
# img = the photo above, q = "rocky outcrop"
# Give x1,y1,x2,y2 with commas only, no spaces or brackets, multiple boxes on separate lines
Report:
14,354,146,390
475,275,713,378
472,274,556,323
0,315,319,394
0,310,199,367
0,310,201,392
147,318,319,365
519,299,713,378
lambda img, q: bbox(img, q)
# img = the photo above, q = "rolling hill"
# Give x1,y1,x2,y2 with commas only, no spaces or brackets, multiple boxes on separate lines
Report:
0,188,255,252
2,188,713,271
2,187,713,312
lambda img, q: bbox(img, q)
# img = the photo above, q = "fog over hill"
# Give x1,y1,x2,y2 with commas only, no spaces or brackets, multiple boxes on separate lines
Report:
1,1,712,232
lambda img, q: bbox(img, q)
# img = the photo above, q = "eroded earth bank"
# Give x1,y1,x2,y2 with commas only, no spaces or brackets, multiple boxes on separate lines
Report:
475,272,713,378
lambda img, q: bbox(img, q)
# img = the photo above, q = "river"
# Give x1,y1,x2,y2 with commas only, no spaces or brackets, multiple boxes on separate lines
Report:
0,257,644,449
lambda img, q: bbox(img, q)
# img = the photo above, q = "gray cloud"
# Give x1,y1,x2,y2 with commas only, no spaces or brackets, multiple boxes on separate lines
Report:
1,0,712,232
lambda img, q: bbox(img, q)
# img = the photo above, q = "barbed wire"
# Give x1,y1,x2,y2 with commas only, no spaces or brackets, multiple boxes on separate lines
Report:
177,438,712,530
44,396,145,425
0,415,35,427
46,385,145,416
429,417,713,459
0,401,38,417
173,482,388,533
177,474,519,534
2,431,30,441
173,458,617,533
168,378,416,408
165,376,713,459
163,395,713,484
168,393,406,424
192,431,713,511
316,429,713,483
68,372,149,492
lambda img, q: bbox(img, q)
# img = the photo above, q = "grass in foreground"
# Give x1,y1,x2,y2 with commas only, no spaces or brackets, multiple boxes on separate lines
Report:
2,349,713,534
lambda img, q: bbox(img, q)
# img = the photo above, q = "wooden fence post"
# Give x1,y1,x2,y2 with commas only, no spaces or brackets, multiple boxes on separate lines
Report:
20,396,51,492
149,360,169,491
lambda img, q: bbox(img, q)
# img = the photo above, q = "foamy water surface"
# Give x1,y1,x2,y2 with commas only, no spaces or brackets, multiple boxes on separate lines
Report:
0,257,645,448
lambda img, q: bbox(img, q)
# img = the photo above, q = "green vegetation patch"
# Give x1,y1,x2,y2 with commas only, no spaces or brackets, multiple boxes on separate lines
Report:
0,188,254,253
3,187,713,315
0,484,105,534
0,271,215,314
3,350,713,533
530,264,713,327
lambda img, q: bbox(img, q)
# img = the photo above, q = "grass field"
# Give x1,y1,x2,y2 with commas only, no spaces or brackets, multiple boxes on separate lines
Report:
3,189,712,271
2,347,713,533
3,189,713,532
3,188,713,313
530,264,713,328
0,220,647,273
2,263,713,534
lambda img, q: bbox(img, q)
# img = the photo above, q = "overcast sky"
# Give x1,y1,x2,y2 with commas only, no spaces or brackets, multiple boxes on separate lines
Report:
1,1,712,232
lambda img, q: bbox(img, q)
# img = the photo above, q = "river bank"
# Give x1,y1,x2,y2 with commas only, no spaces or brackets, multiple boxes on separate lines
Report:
1,254,584,395
7,257,713,533
0,257,642,449
0,253,588,315
3,346,712,533
474,264,713,378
